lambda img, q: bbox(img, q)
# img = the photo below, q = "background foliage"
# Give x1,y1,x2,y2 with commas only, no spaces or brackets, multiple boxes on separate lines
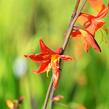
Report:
0,0,109,109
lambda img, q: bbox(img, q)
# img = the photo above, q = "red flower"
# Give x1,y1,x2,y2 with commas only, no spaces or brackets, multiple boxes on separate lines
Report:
79,4,109,34
72,28,101,52
71,4,109,52
25,39,73,89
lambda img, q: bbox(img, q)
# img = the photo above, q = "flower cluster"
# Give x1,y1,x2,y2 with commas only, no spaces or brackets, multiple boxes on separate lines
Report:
71,1,109,52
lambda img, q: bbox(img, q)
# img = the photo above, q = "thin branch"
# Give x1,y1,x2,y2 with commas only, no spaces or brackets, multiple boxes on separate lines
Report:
42,0,87,109
49,85,55,109
42,77,53,109
72,0,80,17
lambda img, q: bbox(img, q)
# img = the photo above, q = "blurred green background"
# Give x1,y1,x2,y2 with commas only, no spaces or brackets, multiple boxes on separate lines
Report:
0,0,109,109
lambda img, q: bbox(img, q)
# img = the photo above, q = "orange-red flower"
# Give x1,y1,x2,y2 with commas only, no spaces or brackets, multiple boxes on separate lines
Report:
25,39,73,89
71,4,109,52
72,28,101,52
79,4,109,33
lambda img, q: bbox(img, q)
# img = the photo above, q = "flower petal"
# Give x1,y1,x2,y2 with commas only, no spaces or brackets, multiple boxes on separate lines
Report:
78,29,101,52
53,71,60,89
51,59,60,89
40,39,55,54
81,36,90,53
60,55,74,61
34,61,50,73
86,32,101,52
96,4,109,19
55,48,63,54
24,54,51,63
80,30,101,52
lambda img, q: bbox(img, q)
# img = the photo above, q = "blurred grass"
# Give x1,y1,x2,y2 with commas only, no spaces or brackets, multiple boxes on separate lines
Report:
0,0,109,109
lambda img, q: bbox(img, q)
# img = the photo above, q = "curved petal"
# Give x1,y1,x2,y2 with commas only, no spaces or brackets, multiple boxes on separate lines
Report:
60,55,73,61
51,59,60,89
24,54,51,63
97,4,109,19
86,32,101,52
53,71,59,89
34,61,50,73
81,36,90,53
95,21,105,31
79,29,101,52
55,48,63,54
40,39,55,54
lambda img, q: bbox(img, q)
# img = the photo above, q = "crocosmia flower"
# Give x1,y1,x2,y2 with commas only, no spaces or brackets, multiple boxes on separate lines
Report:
72,28,101,52
71,4,109,52
78,4,109,34
25,39,73,89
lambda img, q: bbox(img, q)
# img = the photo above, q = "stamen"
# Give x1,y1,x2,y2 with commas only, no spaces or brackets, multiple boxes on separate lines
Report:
46,64,51,78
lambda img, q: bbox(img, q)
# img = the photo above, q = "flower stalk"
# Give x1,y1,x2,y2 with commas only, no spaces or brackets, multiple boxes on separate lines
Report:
42,0,87,109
